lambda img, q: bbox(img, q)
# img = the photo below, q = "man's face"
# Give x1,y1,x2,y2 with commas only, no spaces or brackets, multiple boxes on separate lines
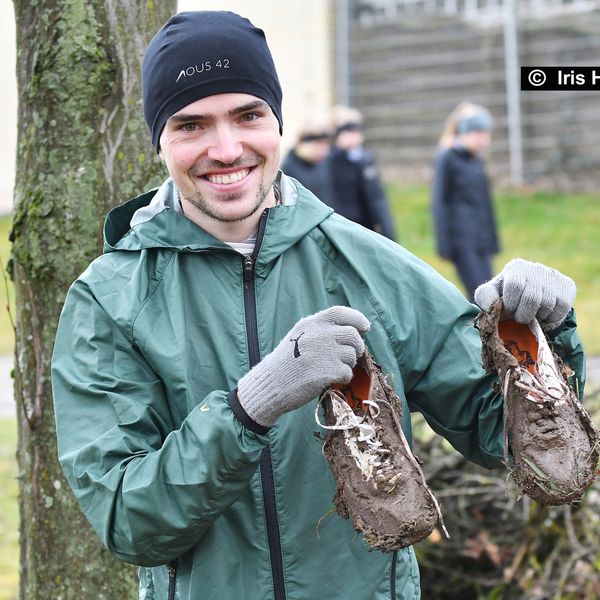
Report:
159,93,281,233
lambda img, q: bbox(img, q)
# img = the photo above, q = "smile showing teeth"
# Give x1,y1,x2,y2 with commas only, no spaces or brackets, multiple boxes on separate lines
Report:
205,169,250,185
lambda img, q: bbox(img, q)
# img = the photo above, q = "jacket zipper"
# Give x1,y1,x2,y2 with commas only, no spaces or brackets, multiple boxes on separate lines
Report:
167,560,177,600
243,254,261,364
242,212,286,600
390,551,397,599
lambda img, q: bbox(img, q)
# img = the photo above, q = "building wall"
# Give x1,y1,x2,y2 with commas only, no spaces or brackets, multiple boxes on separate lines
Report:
0,2,335,214
177,0,335,153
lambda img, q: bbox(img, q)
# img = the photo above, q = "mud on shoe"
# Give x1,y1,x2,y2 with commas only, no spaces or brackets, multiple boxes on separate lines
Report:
476,300,600,505
316,349,446,551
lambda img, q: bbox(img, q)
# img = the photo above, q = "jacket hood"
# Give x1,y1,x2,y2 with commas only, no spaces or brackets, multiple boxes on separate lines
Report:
103,172,334,258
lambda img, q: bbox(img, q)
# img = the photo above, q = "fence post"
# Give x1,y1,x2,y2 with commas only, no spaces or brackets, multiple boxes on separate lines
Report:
503,0,524,184
335,0,351,105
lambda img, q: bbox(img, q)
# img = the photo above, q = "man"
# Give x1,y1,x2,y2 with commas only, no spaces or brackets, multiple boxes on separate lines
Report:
51,11,584,600
328,105,397,240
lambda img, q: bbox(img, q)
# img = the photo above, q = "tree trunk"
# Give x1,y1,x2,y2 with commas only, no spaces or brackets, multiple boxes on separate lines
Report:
10,2,176,598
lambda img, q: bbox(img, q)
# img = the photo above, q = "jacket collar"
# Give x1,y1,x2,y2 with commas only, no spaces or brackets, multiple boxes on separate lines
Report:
103,172,333,260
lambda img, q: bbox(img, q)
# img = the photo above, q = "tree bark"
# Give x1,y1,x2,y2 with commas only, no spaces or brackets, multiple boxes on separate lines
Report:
10,2,176,598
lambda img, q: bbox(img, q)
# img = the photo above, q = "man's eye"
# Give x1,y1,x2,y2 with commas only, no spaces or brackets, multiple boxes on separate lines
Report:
181,123,201,132
240,112,260,122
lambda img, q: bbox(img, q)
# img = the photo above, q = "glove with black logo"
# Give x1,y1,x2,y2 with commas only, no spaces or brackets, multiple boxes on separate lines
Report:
237,306,370,427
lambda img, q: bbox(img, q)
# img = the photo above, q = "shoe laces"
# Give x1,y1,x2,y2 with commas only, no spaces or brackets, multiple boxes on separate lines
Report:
505,328,569,406
316,389,394,482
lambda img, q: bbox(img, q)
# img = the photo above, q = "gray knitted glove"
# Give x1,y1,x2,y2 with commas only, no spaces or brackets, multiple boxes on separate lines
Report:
237,306,371,427
474,258,576,332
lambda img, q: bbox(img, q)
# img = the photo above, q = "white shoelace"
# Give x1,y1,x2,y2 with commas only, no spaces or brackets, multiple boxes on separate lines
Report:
315,390,393,480
504,319,570,406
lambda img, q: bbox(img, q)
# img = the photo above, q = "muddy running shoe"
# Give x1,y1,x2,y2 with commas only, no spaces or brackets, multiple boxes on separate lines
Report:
317,350,446,551
476,300,600,505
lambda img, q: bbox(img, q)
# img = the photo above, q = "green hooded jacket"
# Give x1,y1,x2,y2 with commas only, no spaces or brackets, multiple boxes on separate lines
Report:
51,175,585,600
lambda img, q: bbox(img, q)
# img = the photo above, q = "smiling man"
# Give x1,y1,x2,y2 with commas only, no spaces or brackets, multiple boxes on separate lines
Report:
159,94,280,242
51,11,585,600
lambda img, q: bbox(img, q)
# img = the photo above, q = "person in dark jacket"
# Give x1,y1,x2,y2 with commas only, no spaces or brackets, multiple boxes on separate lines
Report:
328,105,397,240
50,12,583,600
281,117,335,204
431,102,500,301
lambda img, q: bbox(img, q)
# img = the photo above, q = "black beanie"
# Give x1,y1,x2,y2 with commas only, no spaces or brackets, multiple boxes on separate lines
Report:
142,11,283,148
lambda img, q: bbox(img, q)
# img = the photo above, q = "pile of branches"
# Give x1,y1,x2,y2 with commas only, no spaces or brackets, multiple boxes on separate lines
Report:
413,385,600,600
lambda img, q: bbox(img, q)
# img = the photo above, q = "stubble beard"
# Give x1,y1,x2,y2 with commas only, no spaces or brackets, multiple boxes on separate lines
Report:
184,177,273,224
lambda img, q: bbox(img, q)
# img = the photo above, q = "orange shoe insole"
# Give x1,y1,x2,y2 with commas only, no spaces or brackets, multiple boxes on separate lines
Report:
498,320,539,374
331,360,372,414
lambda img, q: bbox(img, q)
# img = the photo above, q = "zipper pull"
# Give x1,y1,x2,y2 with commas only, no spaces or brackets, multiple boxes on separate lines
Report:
243,255,254,283
167,560,178,600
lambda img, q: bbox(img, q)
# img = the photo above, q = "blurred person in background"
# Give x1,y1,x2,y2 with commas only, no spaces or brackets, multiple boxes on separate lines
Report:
431,101,500,301
329,105,397,240
281,116,335,204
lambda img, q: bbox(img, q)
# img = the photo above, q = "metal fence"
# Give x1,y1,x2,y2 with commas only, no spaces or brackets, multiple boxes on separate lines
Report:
354,0,600,24
339,0,600,189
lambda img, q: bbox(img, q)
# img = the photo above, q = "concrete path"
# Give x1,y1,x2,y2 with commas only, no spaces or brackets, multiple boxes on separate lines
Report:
0,354,14,418
1,354,599,420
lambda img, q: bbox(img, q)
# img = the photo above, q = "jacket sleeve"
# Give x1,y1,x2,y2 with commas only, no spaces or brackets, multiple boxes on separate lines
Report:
51,279,268,567
359,154,397,241
401,276,586,470
548,308,586,399
431,150,453,258
404,301,506,469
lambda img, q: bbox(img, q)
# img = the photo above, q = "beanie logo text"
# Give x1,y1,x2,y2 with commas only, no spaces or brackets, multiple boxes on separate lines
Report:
176,59,230,83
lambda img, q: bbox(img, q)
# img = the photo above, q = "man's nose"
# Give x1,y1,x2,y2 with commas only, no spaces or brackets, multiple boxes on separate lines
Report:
207,125,243,164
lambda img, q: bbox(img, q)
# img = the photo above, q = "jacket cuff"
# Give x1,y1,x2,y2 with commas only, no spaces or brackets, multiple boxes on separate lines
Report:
546,307,575,340
227,389,270,436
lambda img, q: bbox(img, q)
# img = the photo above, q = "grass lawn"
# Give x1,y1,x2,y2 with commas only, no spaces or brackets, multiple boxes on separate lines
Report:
387,184,600,355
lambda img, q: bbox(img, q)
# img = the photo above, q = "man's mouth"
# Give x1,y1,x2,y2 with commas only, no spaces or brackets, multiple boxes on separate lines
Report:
204,168,250,185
